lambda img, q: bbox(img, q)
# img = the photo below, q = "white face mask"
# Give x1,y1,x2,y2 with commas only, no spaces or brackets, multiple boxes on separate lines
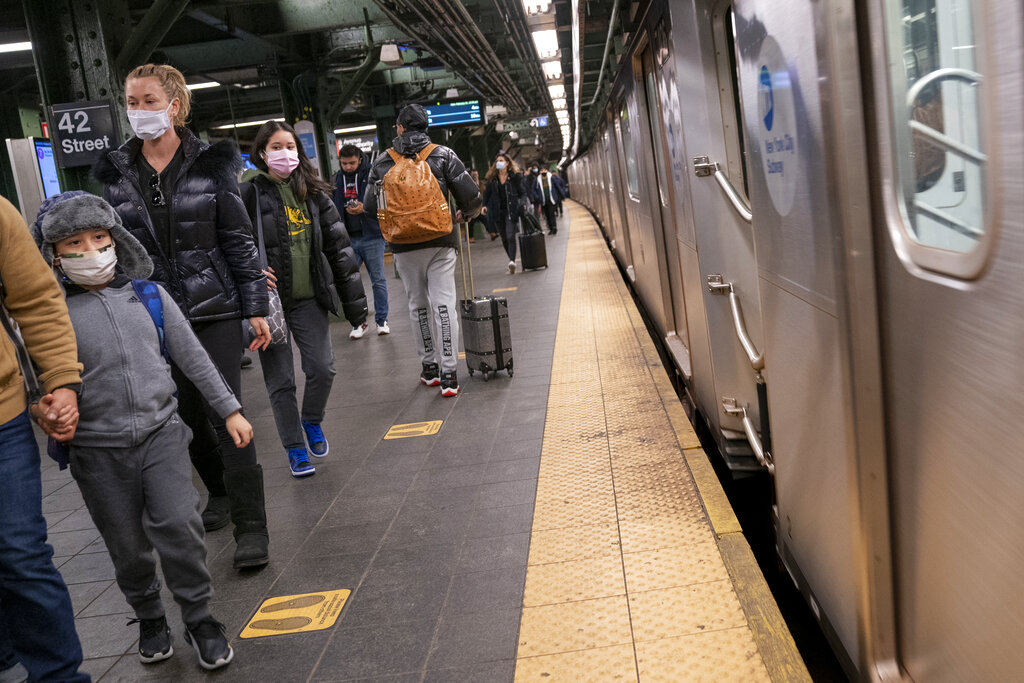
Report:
57,244,117,286
495,161,507,171
264,149,300,176
127,102,174,140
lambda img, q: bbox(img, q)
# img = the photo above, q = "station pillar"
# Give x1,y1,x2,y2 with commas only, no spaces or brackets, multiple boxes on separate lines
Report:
22,0,132,192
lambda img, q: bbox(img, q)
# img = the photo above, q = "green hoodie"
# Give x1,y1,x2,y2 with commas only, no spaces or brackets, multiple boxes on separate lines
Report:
257,171,314,301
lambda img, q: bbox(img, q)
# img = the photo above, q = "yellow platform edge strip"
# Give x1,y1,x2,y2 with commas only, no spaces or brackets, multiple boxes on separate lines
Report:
521,202,809,683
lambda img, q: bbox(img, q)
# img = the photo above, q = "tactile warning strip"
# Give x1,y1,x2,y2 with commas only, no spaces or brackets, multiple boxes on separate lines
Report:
514,204,808,682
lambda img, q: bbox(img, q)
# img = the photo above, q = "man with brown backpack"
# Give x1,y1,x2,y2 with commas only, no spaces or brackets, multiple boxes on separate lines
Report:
364,104,482,396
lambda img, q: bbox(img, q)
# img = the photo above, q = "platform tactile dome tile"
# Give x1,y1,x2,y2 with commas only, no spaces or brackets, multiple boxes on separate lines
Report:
514,644,638,682
514,208,790,681
517,596,633,658
527,523,621,565
523,554,627,606
635,628,771,682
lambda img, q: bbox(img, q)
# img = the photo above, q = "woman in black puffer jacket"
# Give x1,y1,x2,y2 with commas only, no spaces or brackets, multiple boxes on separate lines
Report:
239,121,366,478
94,63,272,570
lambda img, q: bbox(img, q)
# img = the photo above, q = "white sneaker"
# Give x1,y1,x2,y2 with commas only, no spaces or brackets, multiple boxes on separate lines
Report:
349,323,368,339
508,260,516,274
377,321,390,335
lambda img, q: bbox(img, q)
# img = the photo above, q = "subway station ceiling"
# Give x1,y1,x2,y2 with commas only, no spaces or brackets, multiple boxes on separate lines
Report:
0,0,625,163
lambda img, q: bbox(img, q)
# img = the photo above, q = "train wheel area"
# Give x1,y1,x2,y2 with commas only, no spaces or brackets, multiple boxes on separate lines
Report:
39,201,807,681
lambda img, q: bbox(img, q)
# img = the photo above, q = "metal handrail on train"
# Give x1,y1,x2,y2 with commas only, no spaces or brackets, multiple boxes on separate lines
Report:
693,156,753,223
722,397,773,474
706,275,764,371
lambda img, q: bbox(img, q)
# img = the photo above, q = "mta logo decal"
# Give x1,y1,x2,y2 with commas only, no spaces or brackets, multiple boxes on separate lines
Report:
759,65,774,131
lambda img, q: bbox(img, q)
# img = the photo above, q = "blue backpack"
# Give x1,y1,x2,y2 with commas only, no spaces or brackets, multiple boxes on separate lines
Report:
130,280,169,363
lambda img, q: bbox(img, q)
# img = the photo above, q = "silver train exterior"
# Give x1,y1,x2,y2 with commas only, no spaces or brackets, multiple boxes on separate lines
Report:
567,0,1023,680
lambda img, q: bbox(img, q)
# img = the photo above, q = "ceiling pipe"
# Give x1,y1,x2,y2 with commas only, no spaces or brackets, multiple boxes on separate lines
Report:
326,9,381,123
587,0,622,108
115,0,192,75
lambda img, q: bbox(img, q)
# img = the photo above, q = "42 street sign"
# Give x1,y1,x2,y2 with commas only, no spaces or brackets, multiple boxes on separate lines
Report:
49,100,120,169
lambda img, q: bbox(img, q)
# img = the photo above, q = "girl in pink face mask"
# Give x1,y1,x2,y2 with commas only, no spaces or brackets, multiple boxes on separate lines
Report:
240,121,369,480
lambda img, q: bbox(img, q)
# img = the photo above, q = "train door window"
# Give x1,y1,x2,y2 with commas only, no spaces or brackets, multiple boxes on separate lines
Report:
883,0,987,273
619,101,641,198
711,1,749,199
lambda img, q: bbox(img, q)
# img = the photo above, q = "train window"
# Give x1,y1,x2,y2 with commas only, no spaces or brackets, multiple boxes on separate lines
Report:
619,102,641,197
711,3,749,198
885,0,986,258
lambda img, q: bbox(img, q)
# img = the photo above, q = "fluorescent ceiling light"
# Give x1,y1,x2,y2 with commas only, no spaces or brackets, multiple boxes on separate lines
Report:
556,110,570,121
0,41,31,54
186,81,220,90
532,30,559,59
213,117,284,130
552,98,567,110
334,124,377,134
542,61,562,80
548,84,565,99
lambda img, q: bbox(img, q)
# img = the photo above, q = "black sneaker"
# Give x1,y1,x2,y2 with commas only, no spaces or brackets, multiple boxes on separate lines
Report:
440,371,459,397
129,616,173,664
184,617,233,670
420,362,440,387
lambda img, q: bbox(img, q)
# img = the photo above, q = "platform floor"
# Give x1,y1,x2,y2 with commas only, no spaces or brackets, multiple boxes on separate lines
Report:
38,201,806,681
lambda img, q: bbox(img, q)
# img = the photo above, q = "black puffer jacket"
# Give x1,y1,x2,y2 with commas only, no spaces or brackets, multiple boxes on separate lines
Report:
93,128,268,323
240,174,367,326
483,173,526,233
363,130,482,253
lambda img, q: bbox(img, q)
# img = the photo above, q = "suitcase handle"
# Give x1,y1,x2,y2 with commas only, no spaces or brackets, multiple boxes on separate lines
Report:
454,198,475,299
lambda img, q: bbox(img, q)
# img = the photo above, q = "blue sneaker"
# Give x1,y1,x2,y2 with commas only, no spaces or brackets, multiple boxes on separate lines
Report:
287,448,315,477
301,421,329,458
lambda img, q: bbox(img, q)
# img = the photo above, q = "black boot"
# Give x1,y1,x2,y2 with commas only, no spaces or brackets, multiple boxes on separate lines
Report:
223,465,270,569
191,451,230,531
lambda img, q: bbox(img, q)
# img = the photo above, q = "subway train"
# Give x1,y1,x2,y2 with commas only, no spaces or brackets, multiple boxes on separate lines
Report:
566,0,1022,680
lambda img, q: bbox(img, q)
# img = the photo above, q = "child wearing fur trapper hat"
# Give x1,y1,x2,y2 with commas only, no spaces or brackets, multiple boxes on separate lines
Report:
32,191,246,671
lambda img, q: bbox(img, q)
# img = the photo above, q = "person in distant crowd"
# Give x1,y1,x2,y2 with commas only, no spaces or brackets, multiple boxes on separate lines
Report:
531,166,565,235
481,153,526,274
551,170,568,217
364,104,482,397
466,170,488,242
0,195,89,683
241,122,368,478
94,63,272,569
333,144,388,339
525,164,541,213
31,192,242,671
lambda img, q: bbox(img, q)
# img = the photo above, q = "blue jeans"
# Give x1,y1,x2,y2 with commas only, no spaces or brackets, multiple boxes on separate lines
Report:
0,411,89,682
349,233,389,326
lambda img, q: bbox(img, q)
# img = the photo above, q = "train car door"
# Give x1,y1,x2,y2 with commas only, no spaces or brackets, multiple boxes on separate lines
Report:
677,0,766,470
637,23,691,375
867,0,1024,679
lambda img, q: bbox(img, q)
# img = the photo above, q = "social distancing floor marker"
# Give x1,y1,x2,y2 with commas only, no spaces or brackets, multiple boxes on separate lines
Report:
493,286,518,292
384,420,443,439
240,590,350,638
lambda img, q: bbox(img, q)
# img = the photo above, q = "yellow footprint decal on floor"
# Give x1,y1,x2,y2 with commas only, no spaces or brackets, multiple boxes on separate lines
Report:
248,616,313,631
259,594,325,613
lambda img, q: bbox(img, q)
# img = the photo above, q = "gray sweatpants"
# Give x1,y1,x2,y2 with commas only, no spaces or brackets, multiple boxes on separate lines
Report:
69,415,212,625
394,247,460,375
258,297,336,449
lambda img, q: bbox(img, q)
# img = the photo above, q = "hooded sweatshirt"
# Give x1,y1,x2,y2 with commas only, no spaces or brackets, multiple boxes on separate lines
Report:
64,274,239,447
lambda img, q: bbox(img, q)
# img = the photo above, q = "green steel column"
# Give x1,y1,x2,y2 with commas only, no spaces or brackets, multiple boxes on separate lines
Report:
22,0,132,192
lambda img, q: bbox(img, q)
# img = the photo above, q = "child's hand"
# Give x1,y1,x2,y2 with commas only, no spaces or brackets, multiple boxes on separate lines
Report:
225,411,253,448
32,389,79,441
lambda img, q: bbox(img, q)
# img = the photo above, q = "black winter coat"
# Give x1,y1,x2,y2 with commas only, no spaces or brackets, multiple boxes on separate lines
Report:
240,175,367,326
363,130,482,253
331,157,381,239
94,128,268,323
483,173,526,234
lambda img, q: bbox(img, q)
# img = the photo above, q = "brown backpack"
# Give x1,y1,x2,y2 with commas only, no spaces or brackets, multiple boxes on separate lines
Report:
376,143,452,244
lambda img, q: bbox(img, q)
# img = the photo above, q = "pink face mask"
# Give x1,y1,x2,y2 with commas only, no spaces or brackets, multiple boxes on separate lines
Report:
264,148,300,176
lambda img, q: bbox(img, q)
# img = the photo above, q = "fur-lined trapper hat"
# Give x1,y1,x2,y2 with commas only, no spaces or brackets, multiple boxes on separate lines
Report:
31,191,153,279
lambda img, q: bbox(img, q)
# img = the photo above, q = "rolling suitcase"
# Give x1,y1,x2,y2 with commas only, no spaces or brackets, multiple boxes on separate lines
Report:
458,222,514,380
517,213,547,270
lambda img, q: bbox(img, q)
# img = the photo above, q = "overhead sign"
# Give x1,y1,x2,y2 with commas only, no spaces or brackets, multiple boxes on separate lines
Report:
48,100,120,169
530,116,549,128
497,119,537,132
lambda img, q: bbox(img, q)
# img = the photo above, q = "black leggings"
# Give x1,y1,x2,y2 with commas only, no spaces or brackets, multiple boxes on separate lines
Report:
497,213,518,262
171,318,257,495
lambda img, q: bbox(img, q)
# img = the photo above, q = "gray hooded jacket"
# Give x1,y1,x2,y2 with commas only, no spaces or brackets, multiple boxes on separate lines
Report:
65,275,240,447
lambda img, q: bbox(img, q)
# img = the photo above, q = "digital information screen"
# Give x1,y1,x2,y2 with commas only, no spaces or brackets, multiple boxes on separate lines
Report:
240,153,259,171
34,139,62,199
425,100,483,127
